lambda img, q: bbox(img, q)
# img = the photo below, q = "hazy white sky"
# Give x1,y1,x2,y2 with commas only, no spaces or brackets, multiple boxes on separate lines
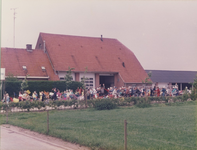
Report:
1,0,197,71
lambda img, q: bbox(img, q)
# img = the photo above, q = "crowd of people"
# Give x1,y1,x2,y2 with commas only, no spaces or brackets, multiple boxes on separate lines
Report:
2,83,189,103
85,83,185,99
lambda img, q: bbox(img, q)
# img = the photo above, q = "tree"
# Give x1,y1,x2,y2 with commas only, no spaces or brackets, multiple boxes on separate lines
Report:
81,67,88,89
81,67,88,108
189,74,197,100
5,73,18,82
192,74,197,90
142,71,152,101
64,67,75,89
142,71,152,84
21,75,28,92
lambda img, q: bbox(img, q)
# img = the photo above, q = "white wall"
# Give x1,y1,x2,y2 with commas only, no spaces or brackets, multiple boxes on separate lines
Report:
152,82,168,88
79,73,95,89
58,71,75,81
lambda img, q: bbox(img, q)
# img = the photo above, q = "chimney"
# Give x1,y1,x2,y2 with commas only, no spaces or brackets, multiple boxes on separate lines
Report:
26,44,32,52
101,35,103,41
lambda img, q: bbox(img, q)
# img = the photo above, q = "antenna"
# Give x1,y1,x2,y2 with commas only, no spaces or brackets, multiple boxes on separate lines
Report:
11,8,17,48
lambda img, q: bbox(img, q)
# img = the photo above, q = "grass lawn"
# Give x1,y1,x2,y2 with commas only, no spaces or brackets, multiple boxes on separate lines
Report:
1,101,197,150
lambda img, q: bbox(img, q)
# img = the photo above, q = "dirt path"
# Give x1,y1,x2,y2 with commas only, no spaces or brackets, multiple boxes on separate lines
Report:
0,124,90,150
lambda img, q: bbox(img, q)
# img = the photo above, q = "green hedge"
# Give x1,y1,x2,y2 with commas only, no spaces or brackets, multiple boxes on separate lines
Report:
4,81,83,97
0,99,85,112
93,99,117,110
0,94,197,112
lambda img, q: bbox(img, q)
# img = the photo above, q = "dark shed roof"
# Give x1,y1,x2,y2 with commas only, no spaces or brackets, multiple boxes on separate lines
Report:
145,70,197,83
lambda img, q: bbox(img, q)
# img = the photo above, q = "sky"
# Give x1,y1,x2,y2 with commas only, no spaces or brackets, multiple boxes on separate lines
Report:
1,0,197,71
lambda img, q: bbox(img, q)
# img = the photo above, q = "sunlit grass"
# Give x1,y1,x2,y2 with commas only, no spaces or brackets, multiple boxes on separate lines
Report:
1,101,197,150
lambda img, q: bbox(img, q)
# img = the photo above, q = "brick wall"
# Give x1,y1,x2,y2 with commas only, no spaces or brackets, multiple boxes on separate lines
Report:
95,73,99,88
75,73,79,81
114,73,124,88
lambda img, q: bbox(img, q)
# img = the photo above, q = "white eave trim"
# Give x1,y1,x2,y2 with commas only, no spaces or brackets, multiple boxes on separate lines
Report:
15,76,49,79
119,73,125,83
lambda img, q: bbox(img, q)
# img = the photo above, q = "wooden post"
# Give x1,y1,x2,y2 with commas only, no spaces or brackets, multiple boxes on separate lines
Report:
124,120,127,150
84,89,87,108
3,80,5,97
47,110,49,134
0,81,2,101
6,107,8,124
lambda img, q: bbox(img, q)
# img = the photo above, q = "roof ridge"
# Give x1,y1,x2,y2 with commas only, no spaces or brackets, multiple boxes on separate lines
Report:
145,69,197,72
40,32,117,40
1,47,27,50
1,47,43,51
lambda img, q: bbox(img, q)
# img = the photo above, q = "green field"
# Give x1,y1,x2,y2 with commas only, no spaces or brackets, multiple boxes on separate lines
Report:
1,101,197,150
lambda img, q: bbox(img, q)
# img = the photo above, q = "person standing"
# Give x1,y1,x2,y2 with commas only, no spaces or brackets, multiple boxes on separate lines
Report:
150,87,154,96
156,87,160,97
162,86,166,99
41,91,45,101
153,85,156,96
167,83,172,96
175,83,178,90
18,91,23,101
32,91,38,100
57,89,61,100
112,87,117,98
5,93,10,104
136,87,140,97
52,88,57,100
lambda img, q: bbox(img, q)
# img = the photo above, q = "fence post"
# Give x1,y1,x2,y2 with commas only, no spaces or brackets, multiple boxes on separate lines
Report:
47,110,49,134
6,107,8,124
124,120,127,150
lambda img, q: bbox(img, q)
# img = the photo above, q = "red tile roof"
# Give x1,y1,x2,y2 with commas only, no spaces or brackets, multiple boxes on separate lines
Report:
37,32,149,83
1,47,59,80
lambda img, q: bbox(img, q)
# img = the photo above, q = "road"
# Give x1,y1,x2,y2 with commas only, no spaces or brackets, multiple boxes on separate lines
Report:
0,125,89,150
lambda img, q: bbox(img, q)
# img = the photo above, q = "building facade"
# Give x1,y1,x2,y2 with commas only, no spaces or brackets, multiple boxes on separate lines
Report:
35,32,149,89
1,32,150,89
145,70,197,90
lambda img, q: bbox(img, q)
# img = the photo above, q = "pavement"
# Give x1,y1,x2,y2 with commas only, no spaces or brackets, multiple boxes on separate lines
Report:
0,125,89,150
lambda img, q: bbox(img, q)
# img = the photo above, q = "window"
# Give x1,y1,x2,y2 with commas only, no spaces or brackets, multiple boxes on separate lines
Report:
22,66,27,70
41,66,46,71
60,77,73,81
81,77,94,89
39,43,42,49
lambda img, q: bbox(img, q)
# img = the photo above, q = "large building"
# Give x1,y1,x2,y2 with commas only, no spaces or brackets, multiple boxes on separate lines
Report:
1,32,149,89
145,70,197,90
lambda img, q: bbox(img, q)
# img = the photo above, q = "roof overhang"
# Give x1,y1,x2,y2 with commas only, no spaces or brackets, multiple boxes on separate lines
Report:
15,76,50,79
57,70,119,74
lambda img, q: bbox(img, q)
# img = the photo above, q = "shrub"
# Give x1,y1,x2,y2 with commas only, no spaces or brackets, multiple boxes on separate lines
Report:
93,99,117,110
2,103,9,111
23,101,32,111
113,97,127,106
182,93,189,101
148,96,165,102
136,98,151,108
190,90,197,101
123,97,136,106
0,102,2,110
162,96,170,102
87,100,94,108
